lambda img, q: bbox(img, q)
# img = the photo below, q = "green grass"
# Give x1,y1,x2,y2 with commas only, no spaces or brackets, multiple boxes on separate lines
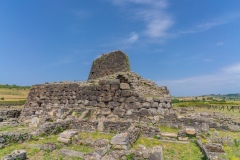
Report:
223,146,240,160
195,107,240,118
79,131,114,140
207,130,240,159
172,100,240,107
0,100,26,105
0,124,31,133
0,134,92,160
133,136,204,160
159,125,180,134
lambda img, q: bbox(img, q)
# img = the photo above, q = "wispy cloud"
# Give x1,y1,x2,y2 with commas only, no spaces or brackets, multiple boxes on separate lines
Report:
223,63,240,73
111,0,173,40
158,63,240,96
128,32,139,43
180,12,240,34
111,0,168,8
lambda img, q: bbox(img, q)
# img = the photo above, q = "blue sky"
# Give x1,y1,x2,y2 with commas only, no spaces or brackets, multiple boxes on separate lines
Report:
1,0,240,96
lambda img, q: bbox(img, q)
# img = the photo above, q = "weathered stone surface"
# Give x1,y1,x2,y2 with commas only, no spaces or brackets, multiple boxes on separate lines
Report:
228,124,240,132
185,128,196,135
197,140,227,160
95,145,110,157
59,129,78,139
84,152,102,160
178,137,188,141
111,133,130,145
205,143,225,153
161,132,178,138
57,137,71,144
59,149,85,158
1,150,27,160
40,143,56,152
88,50,130,80
57,129,78,144
120,83,130,90
149,146,163,160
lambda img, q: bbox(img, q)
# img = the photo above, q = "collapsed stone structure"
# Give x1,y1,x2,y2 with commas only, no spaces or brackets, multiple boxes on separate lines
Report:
19,51,172,128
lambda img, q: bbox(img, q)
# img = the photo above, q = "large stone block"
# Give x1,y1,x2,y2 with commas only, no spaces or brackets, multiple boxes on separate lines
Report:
110,133,130,150
102,84,110,91
120,83,130,90
107,102,120,108
121,90,132,97
59,130,78,139
110,84,119,90
1,150,27,160
149,146,163,160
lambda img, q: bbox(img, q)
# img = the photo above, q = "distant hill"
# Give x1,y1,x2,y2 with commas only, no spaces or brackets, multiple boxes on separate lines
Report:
202,93,240,101
0,84,31,90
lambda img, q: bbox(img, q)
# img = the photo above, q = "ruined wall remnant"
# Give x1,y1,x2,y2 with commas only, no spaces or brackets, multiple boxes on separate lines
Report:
19,50,173,129
88,50,130,80
19,72,172,123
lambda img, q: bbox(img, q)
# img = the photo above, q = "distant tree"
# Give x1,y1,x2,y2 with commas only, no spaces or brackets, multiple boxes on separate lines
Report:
202,98,206,102
207,97,213,100
172,99,180,103
0,97,4,100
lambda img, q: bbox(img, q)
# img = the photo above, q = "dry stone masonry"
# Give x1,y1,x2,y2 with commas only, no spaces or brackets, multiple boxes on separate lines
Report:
19,50,172,130
88,50,130,80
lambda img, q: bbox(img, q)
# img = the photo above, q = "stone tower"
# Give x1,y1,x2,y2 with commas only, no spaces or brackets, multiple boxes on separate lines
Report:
88,50,130,80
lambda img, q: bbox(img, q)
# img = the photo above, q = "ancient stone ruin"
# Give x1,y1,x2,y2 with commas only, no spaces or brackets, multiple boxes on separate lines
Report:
19,51,172,126
88,50,130,80
1,50,239,159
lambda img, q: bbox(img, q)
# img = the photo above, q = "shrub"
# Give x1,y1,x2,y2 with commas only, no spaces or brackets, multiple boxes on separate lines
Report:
234,139,239,147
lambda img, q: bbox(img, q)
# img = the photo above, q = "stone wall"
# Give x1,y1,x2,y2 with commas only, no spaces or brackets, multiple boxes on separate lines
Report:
88,50,130,80
0,109,21,122
19,72,172,125
0,132,30,148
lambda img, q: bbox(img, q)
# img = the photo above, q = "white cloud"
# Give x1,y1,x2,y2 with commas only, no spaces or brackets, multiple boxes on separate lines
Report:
223,63,240,73
111,0,173,39
158,63,240,96
145,18,173,38
128,32,139,43
197,21,227,30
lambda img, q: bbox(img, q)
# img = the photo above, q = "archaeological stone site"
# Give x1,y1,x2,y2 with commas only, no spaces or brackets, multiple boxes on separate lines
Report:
0,50,239,160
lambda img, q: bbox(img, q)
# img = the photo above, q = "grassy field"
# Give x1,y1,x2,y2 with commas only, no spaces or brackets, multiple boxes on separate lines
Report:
0,84,30,106
0,87,30,101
